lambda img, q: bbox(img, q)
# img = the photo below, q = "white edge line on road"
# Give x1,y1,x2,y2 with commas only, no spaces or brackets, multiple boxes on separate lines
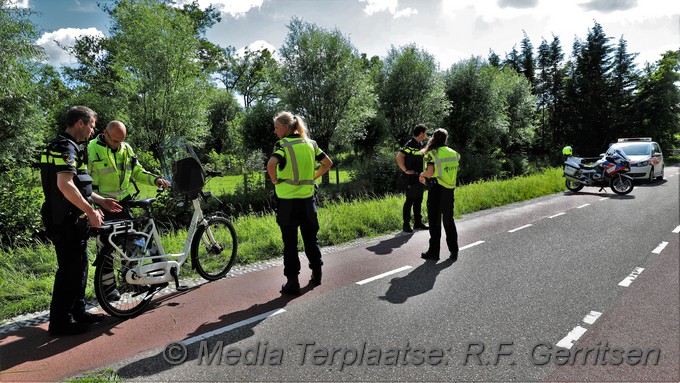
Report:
672,225,680,234
356,266,412,285
652,241,669,254
618,267,645,287
556,325,588,349
577,204,590,209
582,311,602,325
598,197,608,201
183,308,286,346
508,224,532,233
548,212,566,219
460,241,485,250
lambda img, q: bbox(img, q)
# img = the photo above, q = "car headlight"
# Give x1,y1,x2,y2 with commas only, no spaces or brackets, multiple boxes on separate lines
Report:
635,161,649,167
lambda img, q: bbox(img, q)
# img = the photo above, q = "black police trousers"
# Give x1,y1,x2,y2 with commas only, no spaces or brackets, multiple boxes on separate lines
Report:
403,179,425,226
276,197,323,278
426,182,459,256
48,223,89,326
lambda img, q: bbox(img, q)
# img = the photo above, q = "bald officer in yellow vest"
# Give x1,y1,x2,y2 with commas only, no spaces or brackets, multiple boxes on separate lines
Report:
266,112,333,295
88,120,169,220
418,128,461,262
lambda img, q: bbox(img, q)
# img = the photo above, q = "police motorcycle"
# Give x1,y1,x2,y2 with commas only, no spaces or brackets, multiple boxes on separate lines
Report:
562,146,634,195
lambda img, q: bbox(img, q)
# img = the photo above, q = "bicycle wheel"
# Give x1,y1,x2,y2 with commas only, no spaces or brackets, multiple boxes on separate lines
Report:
94,233,153,318
191,216,237,280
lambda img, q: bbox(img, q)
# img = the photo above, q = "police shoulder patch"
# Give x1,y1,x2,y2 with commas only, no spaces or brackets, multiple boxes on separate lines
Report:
62,152,76,165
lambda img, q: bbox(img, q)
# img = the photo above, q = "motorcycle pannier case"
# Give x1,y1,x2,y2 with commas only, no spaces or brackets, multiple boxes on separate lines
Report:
563,161,580,176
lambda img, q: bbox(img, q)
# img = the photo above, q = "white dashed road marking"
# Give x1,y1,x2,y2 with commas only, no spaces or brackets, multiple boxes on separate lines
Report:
460,241,485,250
356,266,412,285
577,204,590,209
548,212,565,219
672,225,680,234
618,267,644,287
183,308,286,345
652,241,669,254
556,311,603,349
508,224,532,233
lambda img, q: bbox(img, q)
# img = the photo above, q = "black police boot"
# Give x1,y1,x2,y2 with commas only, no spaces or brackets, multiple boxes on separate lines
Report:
281,276,301,295
310,268,322,286
72,311,105,324
414,222,429,230
403,223,413,233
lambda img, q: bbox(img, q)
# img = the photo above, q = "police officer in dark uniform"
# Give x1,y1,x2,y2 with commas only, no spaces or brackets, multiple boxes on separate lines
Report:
40,106,122,336
396,124,429,232
266,111,333,295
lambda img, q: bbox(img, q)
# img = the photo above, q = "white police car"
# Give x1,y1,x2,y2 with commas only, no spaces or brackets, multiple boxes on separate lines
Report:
604,138,664,182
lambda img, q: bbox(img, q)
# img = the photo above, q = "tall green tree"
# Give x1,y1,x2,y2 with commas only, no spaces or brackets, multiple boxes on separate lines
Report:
0,0,47,167
632,50,680,150
277,17,374,154
99,0,221,151
377,43,450,145
519,32,536,89
443,57,505,182
219,47,279,109
562,22,615,155
609,37,639,137
535,35,565,157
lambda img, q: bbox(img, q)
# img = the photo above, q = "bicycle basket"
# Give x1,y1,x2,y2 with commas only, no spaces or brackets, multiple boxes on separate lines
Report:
173,157,205,196
159,137,205,197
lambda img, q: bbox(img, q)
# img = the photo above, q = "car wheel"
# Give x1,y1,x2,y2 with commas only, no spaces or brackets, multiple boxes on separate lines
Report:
656,165,664,180
648,167,655,184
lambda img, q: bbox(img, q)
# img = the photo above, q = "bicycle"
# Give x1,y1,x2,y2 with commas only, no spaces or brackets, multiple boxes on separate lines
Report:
91,161,237,318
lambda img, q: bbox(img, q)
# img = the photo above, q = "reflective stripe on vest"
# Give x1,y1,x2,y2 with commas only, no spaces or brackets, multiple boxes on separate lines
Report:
279,139,316,186
431,148,460,189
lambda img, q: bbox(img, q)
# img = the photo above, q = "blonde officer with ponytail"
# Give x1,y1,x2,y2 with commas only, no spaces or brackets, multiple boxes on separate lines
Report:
418,128,460,262
267,112,333,295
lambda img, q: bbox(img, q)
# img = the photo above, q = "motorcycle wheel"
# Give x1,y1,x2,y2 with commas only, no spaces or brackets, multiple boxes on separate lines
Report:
565,179,584,192
610,175,634,195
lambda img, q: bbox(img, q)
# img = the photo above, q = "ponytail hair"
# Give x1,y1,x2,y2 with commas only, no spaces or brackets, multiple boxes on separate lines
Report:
423,128,448,154
273,111,309,140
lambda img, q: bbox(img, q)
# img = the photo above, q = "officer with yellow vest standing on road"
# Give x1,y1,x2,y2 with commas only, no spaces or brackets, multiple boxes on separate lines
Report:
88,120,170,220
418,128,461,262
266,111,333,295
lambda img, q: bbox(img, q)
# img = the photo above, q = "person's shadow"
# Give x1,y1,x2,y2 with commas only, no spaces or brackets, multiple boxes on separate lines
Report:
115,290,306,379
379,258,455,304
366,233,412,255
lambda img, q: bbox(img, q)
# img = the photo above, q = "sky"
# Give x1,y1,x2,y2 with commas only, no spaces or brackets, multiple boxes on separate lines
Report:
11,0,680,70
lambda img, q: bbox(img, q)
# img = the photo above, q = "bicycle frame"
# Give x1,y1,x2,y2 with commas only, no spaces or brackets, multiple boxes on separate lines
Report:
98,197,208,286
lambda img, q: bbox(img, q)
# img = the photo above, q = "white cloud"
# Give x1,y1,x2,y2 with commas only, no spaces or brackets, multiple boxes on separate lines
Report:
360,0,418,19
36,28,105,67
4,0,28,8
172,0,263,18
235,39,279,60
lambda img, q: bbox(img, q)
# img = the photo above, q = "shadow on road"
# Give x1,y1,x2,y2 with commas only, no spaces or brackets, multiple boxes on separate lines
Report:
379,258,455,304
366,232,413,255
115,292,302,380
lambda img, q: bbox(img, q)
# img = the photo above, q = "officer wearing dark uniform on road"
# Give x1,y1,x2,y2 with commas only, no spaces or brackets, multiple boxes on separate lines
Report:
418,128,461,262
266,111,333,295
40,106,122,336
396,124,429,233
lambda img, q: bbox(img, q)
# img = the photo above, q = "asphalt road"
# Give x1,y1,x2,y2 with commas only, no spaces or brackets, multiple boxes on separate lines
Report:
1,166,678,382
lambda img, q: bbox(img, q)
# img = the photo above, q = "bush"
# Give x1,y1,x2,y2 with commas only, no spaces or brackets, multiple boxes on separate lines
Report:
349,151,401,196
0,167,43,248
